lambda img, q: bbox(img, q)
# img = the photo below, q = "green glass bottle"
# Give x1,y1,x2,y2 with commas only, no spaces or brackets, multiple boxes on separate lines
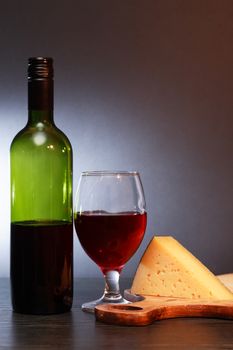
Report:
10,57,73,314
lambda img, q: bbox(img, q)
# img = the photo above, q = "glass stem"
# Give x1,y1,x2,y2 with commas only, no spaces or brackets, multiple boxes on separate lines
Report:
103,270,122,301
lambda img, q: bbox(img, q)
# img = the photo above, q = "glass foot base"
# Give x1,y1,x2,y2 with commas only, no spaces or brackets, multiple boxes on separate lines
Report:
81,296,130,314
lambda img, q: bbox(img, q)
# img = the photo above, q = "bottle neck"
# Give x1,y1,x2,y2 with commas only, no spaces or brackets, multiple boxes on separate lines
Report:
28,110,54,125
28,79,54,125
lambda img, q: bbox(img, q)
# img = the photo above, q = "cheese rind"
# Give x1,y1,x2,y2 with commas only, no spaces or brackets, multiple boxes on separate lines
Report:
217,274,233,292
131,236,233,300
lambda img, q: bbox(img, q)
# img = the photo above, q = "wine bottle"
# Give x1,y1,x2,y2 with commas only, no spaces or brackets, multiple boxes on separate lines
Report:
10,57,73,314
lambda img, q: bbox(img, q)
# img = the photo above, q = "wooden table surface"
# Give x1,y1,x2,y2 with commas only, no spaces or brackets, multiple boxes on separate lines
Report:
0,278,232,349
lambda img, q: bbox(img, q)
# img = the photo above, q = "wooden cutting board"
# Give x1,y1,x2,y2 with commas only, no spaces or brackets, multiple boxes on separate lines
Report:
95,274,233,326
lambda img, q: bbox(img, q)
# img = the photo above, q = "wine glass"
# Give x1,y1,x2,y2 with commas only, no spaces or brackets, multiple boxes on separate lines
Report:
74,171,147,313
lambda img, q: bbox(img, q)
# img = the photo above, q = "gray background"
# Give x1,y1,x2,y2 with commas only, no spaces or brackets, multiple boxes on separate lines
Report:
0,0,232,278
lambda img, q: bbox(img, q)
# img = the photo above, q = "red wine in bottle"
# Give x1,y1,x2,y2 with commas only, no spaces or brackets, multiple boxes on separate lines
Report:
10,58,73,314
11,221,73,314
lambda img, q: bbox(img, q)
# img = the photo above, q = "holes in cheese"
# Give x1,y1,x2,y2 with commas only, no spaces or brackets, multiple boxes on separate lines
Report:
131,236,233,300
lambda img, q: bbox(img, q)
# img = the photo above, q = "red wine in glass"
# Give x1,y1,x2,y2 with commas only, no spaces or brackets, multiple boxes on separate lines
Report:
75,211,147,275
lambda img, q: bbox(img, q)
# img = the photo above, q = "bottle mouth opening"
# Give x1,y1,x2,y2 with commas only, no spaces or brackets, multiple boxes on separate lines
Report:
28,57,53,80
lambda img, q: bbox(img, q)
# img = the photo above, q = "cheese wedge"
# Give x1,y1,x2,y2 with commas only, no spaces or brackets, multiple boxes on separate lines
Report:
131,236,233,300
